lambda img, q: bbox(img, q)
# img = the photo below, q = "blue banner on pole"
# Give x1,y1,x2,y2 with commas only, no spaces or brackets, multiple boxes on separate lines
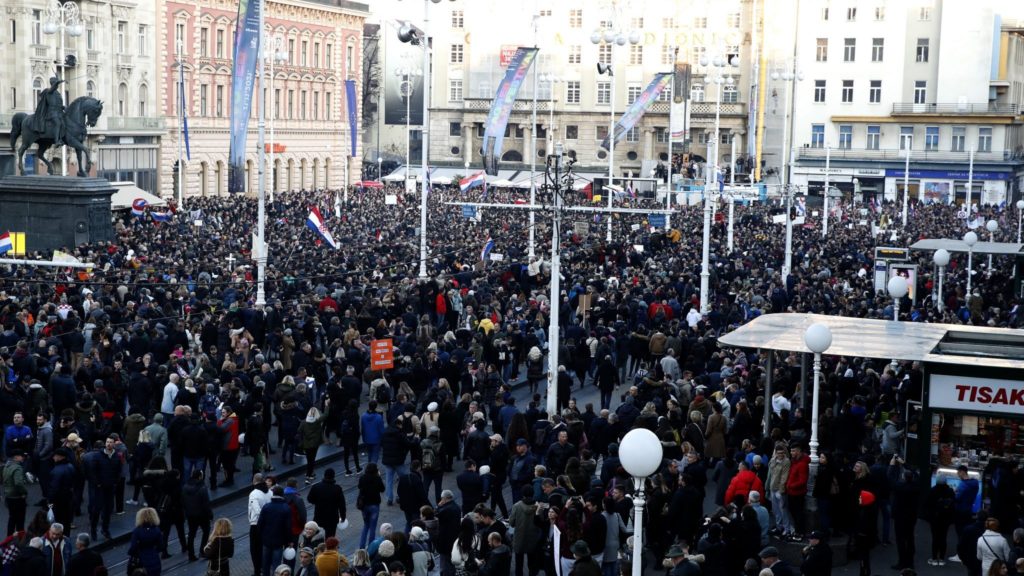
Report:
227,0,261,193
345,80,358,157
601,73,672,151
461,206,477,219
649,214,667,228
481,47,538,175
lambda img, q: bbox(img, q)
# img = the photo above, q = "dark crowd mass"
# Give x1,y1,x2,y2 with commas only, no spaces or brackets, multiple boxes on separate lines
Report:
0,174,1019,576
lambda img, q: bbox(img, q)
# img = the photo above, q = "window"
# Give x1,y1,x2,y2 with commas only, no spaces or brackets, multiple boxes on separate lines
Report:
728,12,741,28
657,88,671,102
31,10,40,45
655,128,669,143
325,44,332,69
913,80,927,104
565,81,580,104
816,38,828,62
691,46,706,66
300,90,306,119
900,126,913,149
916,38,929,62
869,80,881,103
925,126,939,150
216,85,224,117
626,126,640,142
346,43,355,73
565,125,578,139
867,125,880,150
567,45,581,64
311,91,318,119
117,83,127,116
596,126,609,141
847,7,857,20
822,6,829,20
568,9,582,28
723,85,738,103
9,19,14,44
200,84,208,116
85,81,94,97
697,130,709,145
920,6,932,20
137,25,148,56
629,45,643,65
871,38,884,62
448,122,461,137
449,79,463,102
598,44,611,65
274,89,280,119
539,9,551,17
875,6,885,20
693,16,707,28
138,85,147,116
952,126,966,152
8,88,14,109
200,27,208,56
843,38,855,62
813,80,826,103
979,127,992,152
661,45,675,65
216,29,224,58
627,85,642,104
691,83,704,102
596,81,610,105
838,125,852,149
663,17,676,29
630,17,644,29
324,92,331,120
811,124,825,148
32,78,41,104
841,80,853,103
288,39,295,64
300,40,307,66
313,42,320,67
86,28,94,50
117,21,127,54
451,10,464,28
450,44,463,63
287,89,294,119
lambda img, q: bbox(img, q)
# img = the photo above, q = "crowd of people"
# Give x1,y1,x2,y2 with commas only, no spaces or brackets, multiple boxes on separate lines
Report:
0,175,1019,576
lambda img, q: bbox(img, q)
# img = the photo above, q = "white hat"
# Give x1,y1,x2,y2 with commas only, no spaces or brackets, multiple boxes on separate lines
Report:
428,402,438,412
479,465,491,475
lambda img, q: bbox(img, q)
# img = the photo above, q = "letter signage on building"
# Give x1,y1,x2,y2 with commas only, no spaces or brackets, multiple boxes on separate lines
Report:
930,374,1024,415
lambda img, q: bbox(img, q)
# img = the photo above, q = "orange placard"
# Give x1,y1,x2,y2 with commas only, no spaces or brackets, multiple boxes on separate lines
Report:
370,339,394,371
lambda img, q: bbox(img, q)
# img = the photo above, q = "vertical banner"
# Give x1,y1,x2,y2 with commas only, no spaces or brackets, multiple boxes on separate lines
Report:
670,62,691,142
345,79,358,157
227,0,261,193
601,73,672,151
481,47,539,175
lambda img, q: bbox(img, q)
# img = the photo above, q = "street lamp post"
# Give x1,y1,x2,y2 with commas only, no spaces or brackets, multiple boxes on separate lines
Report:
591,26,640,242
888,275,908,322
804,323,832,511
1017,200,1024,243
42,0,84,177
377,157,383,182
254,0,269,307
964,231,978,299
618,428,663,576
934,248,950,313
394,64,423,169
265,34,287,203
770,61,803,286
986,219,998,270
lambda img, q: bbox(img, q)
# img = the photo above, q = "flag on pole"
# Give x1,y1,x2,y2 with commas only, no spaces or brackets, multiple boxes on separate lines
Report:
306,206,338,249
0,233,11,255
460,171,486,193
480,236,495,262
179,59,191,161
131,198,148,218
151,212,172,223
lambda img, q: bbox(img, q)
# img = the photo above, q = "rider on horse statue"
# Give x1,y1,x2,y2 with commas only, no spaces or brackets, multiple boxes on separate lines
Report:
31,76,65,147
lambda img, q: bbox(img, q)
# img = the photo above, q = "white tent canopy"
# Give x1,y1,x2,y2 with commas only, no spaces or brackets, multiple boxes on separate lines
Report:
110,182,166,210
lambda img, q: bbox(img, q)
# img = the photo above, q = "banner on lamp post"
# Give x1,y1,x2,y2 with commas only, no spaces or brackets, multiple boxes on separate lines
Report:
601,73,672,151
226,0,261,193
481,47,539,175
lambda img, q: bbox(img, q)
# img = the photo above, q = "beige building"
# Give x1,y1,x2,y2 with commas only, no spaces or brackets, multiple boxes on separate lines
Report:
158,0,368,198
0,0,163,188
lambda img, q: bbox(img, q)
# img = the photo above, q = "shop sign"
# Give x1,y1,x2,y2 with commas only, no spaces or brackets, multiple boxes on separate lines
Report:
854,168,885,177
930,374,1024,414
885,169,1010,180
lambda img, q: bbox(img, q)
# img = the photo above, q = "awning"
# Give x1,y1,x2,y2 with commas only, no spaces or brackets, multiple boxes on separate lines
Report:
110,183,166,210
910,239,1024,255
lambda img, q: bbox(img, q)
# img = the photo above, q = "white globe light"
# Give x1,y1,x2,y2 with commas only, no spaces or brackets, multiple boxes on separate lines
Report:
782,71,793,81
887,275,909,299
590,31,602,44
699,56,709,67
618,428,663,478
713,55,724,67
714,76,724,84
725,76,735,86
68,24,84,37
377,157,382,163
615,34,626,46
933,248,950,267
804,323,832,354
1017,200,1024,210
770,71,780,80
797,71,805,81
603,29,616,43
964,231,979,247
43,22,58,35
628,31,641,44
986,219,998,233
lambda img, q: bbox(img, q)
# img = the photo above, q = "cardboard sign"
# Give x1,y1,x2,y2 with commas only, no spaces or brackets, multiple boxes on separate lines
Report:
370,339,394,371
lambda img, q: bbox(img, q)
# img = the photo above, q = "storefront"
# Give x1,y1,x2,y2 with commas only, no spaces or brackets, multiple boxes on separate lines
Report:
791,166,886,204
884,168,1013,206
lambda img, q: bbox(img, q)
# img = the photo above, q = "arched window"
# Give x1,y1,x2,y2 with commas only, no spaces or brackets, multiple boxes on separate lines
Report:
86,80,96,98
32,78,43,103
117,83,127,116
138,84,148,116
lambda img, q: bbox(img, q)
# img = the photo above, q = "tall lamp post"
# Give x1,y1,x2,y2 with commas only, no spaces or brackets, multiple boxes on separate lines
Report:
618,428,663,576
591,25,640,242
42,0,84,177
770,61,804,287
265,33,287,202
934,248,950,313
804,323,832,510
986,219,998,270
1017,200,1024,243
377,156,383,182
964,231,978,299
888,275,908,322
394,63,423,168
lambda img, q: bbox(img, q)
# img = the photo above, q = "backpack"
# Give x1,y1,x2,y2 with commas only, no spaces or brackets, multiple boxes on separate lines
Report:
421,439,439,472
375,383,392,404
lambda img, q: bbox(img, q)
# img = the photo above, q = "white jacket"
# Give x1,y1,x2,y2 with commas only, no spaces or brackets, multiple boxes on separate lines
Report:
248,487,271,525
977,530,1010,576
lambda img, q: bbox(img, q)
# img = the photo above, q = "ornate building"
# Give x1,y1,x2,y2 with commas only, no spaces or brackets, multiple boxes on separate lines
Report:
0,0,162,189
159,0,368,198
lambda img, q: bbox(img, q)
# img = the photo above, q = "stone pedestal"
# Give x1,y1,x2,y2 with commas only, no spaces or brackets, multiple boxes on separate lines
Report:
0,176,114,254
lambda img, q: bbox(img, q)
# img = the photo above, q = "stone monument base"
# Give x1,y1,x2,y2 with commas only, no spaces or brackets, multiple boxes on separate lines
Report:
0,176,114,254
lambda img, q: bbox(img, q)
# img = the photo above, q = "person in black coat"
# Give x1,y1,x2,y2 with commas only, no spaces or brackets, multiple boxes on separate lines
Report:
68,533,104,576
545,430,576,477
181,469,212,561
12,538,47,576
397,460,429,531
456,459,485,514
487,436,510,517
435,491,462,576
799,531,832,576
479,532,512,576
888,462,920,571
464,419,491,464
306,467,346,538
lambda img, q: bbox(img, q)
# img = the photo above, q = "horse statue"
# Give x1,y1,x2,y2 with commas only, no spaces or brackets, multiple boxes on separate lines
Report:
10,96,104,177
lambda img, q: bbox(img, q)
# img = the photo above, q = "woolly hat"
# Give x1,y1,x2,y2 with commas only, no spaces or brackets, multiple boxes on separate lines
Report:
859,490,876,507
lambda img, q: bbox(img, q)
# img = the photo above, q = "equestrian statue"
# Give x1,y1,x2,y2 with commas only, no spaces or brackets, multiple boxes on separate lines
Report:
10,76,104,177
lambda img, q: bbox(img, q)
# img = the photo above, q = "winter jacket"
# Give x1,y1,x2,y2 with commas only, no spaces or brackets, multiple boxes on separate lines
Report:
724,469,765,507
128,525,162,576
182,477,212,519
299,415,325,453
767,456,790,494
978,530,1011,576
2,459,27,498
257,496,295,548
786,454,810,496
360,412,385,445
381,425,416,467
307,477,347,528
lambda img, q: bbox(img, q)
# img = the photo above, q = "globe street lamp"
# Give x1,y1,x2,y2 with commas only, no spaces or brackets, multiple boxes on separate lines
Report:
986,219,998,270
964,231,978,299
888,274,908,322
618,428,663,576
43,0,84,176
933,248,950,313
377,156,383,182
1017,200,1024,243
804,322,832,510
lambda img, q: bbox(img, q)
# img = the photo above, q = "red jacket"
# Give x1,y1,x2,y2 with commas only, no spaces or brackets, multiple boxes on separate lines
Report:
725,469,765,506
786,454,810,496
436,293,447,315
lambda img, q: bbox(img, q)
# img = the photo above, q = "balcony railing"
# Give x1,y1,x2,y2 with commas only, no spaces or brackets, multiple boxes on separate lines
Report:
891,102,1020,115
462,98,552,112
116,54,133,67
796,145,1013,162
105,116,166,131
458,98,744,116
